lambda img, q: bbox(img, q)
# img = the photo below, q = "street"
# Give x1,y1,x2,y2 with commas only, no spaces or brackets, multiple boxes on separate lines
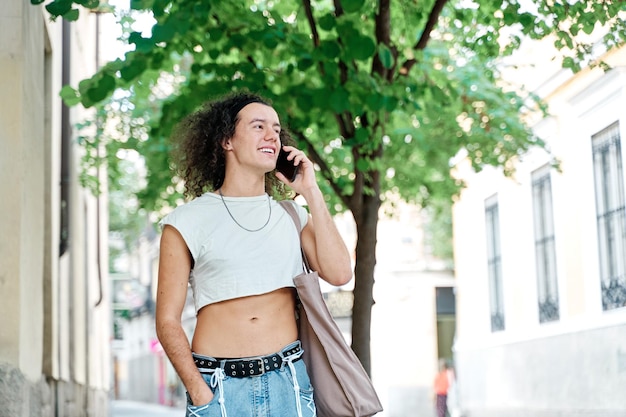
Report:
110,400,185,417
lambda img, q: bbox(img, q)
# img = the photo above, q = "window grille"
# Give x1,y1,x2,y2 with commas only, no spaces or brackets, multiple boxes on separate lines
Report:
485,195,505,331
592,122,626,310
532,166,560,322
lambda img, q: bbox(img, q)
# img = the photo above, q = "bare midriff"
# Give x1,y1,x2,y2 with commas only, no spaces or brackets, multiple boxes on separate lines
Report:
191,287,298,358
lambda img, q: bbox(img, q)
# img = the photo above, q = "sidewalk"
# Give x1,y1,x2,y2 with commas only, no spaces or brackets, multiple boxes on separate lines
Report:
110,400,185,417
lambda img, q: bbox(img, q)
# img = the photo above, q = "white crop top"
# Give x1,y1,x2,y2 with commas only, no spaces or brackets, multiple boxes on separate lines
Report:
159,193,309,313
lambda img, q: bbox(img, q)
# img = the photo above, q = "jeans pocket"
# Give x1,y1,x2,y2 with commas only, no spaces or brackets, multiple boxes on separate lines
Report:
186,402,212,417
185,389,218,417
299,388,316,417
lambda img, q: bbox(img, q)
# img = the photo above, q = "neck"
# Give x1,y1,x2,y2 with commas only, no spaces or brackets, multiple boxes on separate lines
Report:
219,176,266,197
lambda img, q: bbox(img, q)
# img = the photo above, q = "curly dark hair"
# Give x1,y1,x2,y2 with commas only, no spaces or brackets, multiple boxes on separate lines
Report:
170,92,296,200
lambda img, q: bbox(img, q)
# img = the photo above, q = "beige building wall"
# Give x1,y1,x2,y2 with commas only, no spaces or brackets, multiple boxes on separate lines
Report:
452,42,626,417
0,3,111,416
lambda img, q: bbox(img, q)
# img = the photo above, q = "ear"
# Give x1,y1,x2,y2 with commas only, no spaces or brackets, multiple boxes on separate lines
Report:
222,138,233,151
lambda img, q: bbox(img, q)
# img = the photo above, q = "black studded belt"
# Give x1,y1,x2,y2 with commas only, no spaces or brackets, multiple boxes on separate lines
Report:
193,343,302,378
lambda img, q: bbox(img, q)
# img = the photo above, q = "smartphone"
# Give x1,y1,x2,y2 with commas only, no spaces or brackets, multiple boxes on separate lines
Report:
276,147,300,182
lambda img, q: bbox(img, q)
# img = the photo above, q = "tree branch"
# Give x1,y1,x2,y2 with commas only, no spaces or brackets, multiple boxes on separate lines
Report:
350,147,364,213
333,0,344,17
371,0,392,80
399,0,449,75
302,0,320,47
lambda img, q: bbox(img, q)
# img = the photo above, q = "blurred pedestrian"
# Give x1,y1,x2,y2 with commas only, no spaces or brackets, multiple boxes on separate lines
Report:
434,359,451,417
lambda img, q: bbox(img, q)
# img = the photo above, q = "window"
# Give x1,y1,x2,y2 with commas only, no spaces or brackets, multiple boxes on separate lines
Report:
592,122,626,311
485,195,505,331
532,166,559,322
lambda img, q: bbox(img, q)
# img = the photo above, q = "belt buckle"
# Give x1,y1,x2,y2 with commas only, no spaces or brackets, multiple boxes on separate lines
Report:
252,357,265,376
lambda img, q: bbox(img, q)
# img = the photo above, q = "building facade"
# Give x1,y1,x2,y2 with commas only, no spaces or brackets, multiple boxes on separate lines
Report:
452,43,626,416
0,3,111,416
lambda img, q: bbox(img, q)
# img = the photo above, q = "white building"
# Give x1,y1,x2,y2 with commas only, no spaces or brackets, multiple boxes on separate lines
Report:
452,41,626,417
0,3,112,416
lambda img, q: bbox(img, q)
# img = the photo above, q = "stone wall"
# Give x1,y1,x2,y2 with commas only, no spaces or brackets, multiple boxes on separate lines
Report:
0,363,109,417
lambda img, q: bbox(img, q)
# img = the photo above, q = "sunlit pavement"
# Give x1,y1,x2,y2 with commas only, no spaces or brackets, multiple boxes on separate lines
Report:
110,400,185,417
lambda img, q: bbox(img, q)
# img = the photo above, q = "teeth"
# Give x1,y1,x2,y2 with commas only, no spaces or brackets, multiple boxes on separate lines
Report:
260,148,274,154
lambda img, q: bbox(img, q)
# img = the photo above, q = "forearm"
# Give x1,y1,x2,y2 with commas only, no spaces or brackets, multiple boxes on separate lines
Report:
300,186,352,285
156,319,212,405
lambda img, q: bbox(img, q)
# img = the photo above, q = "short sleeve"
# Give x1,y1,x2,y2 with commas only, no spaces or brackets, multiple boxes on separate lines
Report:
284,200,309,231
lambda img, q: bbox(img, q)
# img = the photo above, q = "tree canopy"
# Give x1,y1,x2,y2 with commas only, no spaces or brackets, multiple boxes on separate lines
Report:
35,0,626,372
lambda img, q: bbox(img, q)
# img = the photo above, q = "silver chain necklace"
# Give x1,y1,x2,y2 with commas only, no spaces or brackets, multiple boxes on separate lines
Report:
218,189,272,232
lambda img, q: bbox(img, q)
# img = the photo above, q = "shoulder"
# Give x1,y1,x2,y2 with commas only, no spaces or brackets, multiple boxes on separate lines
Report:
277,199,309,231
159,193,220,228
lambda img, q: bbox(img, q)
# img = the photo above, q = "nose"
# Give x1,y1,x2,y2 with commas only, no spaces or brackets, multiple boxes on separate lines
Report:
265,129,279,142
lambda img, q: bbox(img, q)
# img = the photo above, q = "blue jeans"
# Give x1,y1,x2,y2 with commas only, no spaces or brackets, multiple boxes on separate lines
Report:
186,341,316,417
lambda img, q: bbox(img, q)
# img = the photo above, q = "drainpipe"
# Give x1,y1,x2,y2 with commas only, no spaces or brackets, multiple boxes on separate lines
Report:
94,6,104,309
60,16,74,388
60,20,71,256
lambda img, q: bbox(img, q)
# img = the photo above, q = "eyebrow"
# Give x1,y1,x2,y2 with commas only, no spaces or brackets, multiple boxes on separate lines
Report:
249,118,281,129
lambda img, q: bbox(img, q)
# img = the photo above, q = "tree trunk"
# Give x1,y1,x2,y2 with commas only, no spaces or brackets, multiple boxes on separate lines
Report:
350,192,381,375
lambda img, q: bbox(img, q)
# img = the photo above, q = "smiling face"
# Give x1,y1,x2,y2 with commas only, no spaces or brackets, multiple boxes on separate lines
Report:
223,102,282,176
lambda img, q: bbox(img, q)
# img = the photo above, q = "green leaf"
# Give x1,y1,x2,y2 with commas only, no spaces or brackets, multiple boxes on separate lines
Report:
229,34,246,49
87,73,116,103
74,0,99,7
191,63,202,74
366,93,384,111
208,28,224,42
297,55,314,71
319,40,341,59
130,0,153,10
128,32,154,53
193,2,211,15
503,11,517,26
64,8,80,21
263,33,279,49
152,0,169,17
30,0,46,4
518,13,534,30
562,56,576,71
354,127,370,144
378,44,393,69
347,35,375,61
296,92,313,111
582,20,595,35
77,77,96,96
382,95,399,112
356,157,370,172
45,0,72,17
120,57,148,81
319,13,335,31
312,88,331,108
59,85,81,106
329,88,350,113
150,51,165,69
342,0,364,14
152,23,176,43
